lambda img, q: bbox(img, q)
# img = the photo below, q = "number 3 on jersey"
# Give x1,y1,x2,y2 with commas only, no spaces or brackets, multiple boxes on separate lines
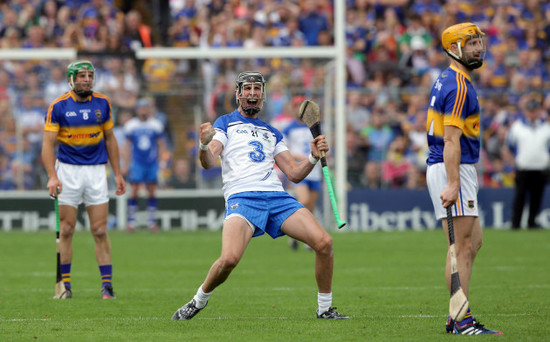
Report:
248,141,265,162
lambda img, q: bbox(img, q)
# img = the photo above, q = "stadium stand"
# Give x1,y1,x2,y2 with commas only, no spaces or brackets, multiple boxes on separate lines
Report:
0,0,548,190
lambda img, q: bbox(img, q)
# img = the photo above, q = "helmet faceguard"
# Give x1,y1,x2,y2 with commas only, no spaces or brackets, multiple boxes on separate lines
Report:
67,60,95,97
442,23,486,70
235,71,266,116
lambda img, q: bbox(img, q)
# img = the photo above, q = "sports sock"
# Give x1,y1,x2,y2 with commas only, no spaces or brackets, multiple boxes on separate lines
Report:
456,307,473,326
317,292,332,314
61,263,71,289
147,197,157,227
128,198,138,227
99,264,113,288
193,284,213,309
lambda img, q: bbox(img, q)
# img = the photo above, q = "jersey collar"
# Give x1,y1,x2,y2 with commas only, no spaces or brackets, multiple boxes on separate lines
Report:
450,64,472,83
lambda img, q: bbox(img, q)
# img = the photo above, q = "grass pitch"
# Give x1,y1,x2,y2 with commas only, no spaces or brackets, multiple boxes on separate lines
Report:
0,228,548,341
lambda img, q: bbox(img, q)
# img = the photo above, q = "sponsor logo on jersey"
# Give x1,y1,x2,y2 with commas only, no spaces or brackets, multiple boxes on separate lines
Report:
236,129,248,134
230,203,239,210
68,132,101,139
65,111,77,117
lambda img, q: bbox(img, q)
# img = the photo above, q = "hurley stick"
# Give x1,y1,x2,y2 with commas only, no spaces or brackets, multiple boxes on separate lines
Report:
299,99,346,229
446,206,469,321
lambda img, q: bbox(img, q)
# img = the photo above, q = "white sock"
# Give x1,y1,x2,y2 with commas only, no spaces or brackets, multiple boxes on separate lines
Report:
317,292,332,314
193,284,213,309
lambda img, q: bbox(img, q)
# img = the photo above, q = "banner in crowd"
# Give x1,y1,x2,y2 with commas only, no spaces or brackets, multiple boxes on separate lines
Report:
0,188,548,231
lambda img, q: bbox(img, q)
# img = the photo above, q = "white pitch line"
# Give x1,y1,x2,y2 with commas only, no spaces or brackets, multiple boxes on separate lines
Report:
2,312,535,323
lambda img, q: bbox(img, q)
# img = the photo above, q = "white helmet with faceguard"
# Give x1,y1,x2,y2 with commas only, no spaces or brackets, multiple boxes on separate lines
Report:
235,71,266,115
67,60,95,97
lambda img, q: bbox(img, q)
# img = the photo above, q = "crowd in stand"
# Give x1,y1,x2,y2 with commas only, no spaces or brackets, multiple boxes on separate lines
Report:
0,0,549,191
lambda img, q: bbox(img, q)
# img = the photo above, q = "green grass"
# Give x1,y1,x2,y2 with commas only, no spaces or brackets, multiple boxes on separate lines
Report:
0,229,548,341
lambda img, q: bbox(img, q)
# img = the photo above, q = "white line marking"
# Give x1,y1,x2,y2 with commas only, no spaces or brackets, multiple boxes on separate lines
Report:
3,312,534,323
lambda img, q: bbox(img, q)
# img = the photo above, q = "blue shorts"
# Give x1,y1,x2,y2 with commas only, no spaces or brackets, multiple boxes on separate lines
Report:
129,162,158,184
296,179,322,191
225,191,304,239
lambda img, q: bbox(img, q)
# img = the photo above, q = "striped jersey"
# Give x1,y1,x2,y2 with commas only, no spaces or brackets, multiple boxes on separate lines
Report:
283,119,321,181
212,110,288,200
44,91,114,165
123,117,164,164
426,65,480,165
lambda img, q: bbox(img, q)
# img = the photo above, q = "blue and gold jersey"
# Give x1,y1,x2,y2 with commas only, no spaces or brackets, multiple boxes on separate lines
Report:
44,91,114,165
426,65,480,165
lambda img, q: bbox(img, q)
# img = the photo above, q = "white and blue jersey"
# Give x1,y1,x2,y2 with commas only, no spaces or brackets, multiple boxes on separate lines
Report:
124,116,164,183
212,110,288,200
283,119,322,183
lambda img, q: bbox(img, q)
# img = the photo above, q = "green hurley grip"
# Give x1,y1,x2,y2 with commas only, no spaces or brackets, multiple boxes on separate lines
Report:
321,162,346,229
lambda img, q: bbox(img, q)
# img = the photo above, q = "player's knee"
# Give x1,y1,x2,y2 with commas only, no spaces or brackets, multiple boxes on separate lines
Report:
472,238,482,255
313,233,333,255
59,224,75,238
90,225,108,239
219,254,240,271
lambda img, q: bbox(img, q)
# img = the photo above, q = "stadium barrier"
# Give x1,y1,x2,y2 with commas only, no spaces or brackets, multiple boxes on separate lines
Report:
1,188,549,231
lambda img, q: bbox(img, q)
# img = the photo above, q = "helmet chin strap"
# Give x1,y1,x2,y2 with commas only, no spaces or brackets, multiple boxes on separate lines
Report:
75,89,93,97
447,41,483,70
242,106,260,115
454,55,483,70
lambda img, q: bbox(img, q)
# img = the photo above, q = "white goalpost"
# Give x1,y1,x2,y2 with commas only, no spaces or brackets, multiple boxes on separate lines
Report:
0,2,349,229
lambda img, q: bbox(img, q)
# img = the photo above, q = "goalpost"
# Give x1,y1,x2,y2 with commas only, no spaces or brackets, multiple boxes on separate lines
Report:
0,2,348,229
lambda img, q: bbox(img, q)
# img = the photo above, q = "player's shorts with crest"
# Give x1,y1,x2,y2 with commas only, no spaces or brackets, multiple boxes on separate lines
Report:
225,191,304,239
128,161,159,184
426,163,479,220
56,161,109,207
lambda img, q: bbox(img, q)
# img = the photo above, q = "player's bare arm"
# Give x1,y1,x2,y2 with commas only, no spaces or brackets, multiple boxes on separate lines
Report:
276,135,328,183
42,130,63,197
157,135,170,169
441,125,462,208
198,122,222,169
104,127,126,195
121,137,131,176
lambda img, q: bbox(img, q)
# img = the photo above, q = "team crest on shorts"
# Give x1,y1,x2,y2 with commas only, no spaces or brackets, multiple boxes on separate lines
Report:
230,203,239,210
95,109,102,122
468,200,475,209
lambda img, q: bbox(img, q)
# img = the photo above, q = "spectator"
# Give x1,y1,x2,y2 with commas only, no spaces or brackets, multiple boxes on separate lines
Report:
14,93,44,155
166,158,195,189
22,25,46,49
265,73,289,121
123,9,153,50
361,109,394,164
44,65,70,105
346,89,370,131
298,0,329,46
271,15,306,47
0,8,24,40
506,96,550,229
381,135,411,188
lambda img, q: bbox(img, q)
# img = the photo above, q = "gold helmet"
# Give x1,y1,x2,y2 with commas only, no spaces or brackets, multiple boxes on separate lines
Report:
441,23,486,69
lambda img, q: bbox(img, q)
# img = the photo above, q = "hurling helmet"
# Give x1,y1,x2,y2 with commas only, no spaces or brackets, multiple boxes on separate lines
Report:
441,23,486,69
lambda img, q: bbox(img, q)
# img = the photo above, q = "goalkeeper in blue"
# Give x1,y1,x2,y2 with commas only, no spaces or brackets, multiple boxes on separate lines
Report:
172,71,348,320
